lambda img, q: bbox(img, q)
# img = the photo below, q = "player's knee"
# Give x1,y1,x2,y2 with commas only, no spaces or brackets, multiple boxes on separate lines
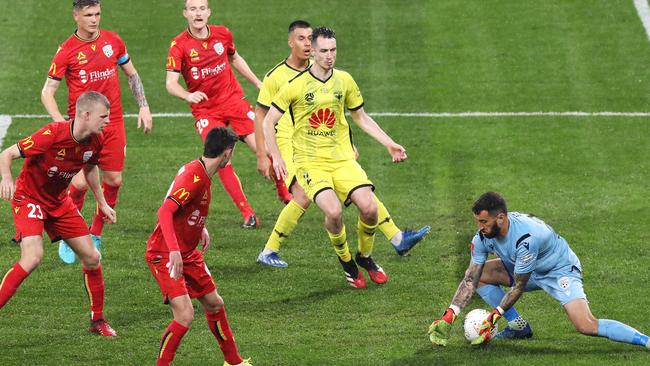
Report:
359,202,378,224
81,249,101,269
572,318,598,336
176,306,195,326
204,295,224,313
103,174,122,187
19,252,43,273
323,205,343,221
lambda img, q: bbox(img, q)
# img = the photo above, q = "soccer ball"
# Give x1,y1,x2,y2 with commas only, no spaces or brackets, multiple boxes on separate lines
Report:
463,309,498,342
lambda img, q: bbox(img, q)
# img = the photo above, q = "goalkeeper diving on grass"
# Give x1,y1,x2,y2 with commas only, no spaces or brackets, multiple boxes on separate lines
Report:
428,191,650,348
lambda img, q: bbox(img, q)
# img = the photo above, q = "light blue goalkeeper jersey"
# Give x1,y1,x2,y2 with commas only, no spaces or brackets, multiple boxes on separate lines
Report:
470,212,581,275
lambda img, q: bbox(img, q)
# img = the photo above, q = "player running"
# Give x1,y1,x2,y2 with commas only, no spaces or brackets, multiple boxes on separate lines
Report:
262,26,408,288
42,0,153,264
428,192,650,349
165,0,292,229
254,20,430,268
146,127,251,366
0,91,118,337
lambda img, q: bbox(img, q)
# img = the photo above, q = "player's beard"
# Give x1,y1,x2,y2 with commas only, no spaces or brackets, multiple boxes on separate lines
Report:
482,222,500,238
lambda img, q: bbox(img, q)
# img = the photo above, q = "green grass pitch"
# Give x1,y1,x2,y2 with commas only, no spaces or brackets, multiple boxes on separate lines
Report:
1,1,650,365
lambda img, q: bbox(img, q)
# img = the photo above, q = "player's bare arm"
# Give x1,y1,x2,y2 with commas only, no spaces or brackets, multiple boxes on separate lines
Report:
83,164,116,224
121,60,153,133
262,106,286,180
451,262,484,309
254,104,272,179
165,71,208,103
0,144,21,200
40,78,66,121
229,51,262,89
498,272,531,311
349,107,407,162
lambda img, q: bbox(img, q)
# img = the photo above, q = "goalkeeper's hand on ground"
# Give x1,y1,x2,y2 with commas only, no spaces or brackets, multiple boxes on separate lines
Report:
471,306,504,346
428,307,457,346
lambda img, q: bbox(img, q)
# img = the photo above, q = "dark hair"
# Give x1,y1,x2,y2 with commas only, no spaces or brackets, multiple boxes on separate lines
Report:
311,26,335,44
76,91,110,112
288,20,311,34
73,0,101,10
203,127,238,158
472,192,508,216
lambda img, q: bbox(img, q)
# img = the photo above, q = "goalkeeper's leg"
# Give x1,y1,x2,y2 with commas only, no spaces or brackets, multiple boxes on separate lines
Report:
565,299,650,348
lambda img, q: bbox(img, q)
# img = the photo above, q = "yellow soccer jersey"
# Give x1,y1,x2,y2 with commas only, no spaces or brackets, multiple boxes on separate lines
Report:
272,68,364,166
257,59,312,140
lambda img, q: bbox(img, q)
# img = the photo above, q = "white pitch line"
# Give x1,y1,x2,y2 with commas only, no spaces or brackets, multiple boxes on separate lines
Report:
634,0,650,43
0,115,12,148
6,111,650,120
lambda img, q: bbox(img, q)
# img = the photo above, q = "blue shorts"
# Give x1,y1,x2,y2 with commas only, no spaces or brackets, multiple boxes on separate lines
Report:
501,260,587,305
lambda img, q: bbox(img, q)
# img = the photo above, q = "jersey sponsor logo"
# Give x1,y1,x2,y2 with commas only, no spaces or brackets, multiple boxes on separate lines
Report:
77,51,88,65
214,42,224,55
200,62,226,78
43,129,51,135
102,44,114,58
170,41,176,48
48,63,57,75
46,166,76,180
47,166,59,178
193,175,201,183
167,57,177,69
79,70,88,84
83,151,93,163
172,187,191,204
56,148,66,160
191,66,200,80
19,136,35,151
187,209,200,226
88,68,116,82
309,108,336,129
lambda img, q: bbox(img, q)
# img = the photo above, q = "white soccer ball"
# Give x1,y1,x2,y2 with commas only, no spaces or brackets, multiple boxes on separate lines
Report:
463,308,498,342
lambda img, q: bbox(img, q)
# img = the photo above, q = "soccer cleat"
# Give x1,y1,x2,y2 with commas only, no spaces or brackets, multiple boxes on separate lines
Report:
89,319,117,337
394,225,431,256
493,323,533,340
338,257,366,289
241,214,260,229
355,252,388,284
256,251,288,268
91,234,102,259
223,358,253,366
58,241,76,264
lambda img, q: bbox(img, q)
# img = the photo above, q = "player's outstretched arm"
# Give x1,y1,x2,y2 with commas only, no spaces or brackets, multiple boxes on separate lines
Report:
165,71,208,104
121,61,153,133
229,51,263,89
83,164,116,224
429,262,484,346
349,108,407,163
40,78,66,121
262,106,286,180
254,104,272,179
0,145,21,200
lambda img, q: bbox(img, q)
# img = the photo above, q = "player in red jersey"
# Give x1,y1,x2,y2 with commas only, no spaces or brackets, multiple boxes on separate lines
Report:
0,91,117,337
165,0,292,229
146,127,252,366
41,0,153,264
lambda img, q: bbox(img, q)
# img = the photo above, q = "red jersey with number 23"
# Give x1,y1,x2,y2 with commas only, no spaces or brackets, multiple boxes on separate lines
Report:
14,121,103,210
166,25,245,116
146,160,212,257
48,30,129,126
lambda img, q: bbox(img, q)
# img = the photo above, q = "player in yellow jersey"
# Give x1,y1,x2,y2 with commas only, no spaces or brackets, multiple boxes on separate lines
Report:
262,26,408,288
254,21,430,268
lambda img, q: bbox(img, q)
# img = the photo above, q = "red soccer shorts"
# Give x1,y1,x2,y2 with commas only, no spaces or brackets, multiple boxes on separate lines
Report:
193,99,255,141
147,249,216,303
98,121,126,172
11,194,89,242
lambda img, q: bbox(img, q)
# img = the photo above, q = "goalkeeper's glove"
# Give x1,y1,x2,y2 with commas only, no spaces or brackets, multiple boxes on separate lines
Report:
428,307,457,346
471,306,504,346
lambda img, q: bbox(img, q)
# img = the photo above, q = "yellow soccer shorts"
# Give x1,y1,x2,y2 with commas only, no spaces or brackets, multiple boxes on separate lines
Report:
296,160,374,206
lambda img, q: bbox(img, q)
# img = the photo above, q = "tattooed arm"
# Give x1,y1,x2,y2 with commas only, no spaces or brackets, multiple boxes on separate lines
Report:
451,262,484,309
120,60,153,133
498,272,531,311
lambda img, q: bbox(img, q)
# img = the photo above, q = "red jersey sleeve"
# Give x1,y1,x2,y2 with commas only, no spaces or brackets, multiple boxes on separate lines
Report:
17,124,56,158
47,45,68,81
166,169,198,208
113,33,130,66
166,40,183,72
224,27,236,55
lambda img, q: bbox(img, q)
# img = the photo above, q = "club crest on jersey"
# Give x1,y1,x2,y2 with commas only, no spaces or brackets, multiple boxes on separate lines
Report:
191,67,200,80
83,151,93,163
214,42,224,55
79,70,88,84
102,44,114,58
309,108,336,129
